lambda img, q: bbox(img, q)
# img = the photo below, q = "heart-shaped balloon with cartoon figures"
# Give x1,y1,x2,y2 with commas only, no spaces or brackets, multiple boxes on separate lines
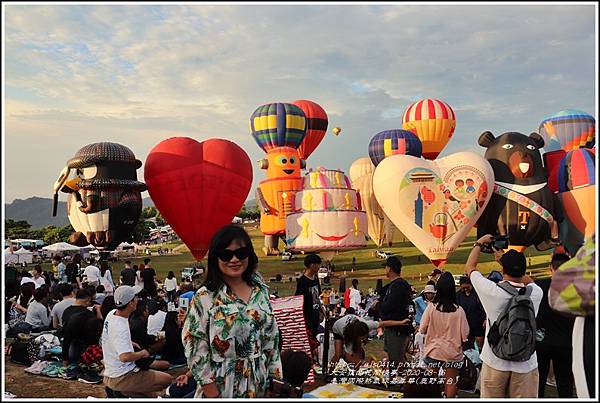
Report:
373,152,494,267
144,137,253,261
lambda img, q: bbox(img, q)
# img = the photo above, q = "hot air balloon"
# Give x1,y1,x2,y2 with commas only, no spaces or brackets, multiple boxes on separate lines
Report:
51,142,147,250
286,168,367,258
144,137,252,261
251,102,307,255
550,148,596,255
368,129,423,166
349,158,386,247
333,127,342,136
477,131,561,252
402,99,456,160
373,152,494,267
538,109,595,153
292,100,328,160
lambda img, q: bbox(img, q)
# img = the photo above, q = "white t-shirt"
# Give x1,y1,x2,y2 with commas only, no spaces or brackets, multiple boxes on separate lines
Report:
50,297,75,328
102,309,137,378
84,265,101,284
163,277,177,292
100,270,115,293
135,270,144,288
470,270,543,373
147,310,167,336
32,276,46,289
348,288,361,309
332,314,379,337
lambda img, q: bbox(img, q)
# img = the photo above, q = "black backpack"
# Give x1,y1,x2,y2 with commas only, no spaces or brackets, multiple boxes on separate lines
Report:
487,282,537,362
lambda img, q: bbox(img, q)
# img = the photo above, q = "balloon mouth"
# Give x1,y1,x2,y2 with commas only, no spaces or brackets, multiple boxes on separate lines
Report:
509,152,533,178
283,169,295,175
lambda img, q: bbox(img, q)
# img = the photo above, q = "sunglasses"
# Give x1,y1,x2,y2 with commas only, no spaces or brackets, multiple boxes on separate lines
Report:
217,247,251,262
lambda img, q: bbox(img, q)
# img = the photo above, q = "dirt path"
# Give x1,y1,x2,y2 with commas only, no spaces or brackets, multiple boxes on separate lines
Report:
4,361,187,399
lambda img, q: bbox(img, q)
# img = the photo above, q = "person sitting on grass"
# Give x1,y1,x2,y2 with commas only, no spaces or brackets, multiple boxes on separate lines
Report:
128,298,170,371
24,286,51,333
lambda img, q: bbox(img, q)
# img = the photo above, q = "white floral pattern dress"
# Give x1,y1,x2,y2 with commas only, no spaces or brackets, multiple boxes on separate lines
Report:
182,273,282,398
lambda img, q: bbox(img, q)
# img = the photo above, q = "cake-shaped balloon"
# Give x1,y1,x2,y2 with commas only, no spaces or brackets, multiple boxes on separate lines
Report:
285,168,367,251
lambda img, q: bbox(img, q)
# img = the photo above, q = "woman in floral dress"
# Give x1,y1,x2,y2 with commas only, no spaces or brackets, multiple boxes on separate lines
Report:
182,225,282,398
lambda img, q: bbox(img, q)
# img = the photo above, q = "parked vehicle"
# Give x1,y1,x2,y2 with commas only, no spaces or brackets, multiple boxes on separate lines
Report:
317,267,331,280
281,251,293,261
376,250,395,259
181,266,205,283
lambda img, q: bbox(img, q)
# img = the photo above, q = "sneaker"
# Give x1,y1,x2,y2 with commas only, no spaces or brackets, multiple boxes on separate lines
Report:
24,360,44,374
28,361,49,375
64,366,81,380
546,378,557,387
42,363,62,377
78,371,102,384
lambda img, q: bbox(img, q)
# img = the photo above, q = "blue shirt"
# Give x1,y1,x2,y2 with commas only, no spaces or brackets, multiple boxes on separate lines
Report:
413,295,428,325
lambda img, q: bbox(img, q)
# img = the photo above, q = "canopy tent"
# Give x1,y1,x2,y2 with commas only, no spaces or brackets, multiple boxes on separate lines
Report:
4,247,33,264
42,242,82,252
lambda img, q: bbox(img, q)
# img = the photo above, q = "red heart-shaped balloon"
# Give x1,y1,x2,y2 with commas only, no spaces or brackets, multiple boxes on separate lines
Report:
144,137,253,260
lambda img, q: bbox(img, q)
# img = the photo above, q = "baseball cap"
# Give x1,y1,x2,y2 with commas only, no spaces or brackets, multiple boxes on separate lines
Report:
382,256,402,273
114,285,142,307
423,284,436,294
429,268,443,277
20,277,35,286
499,250,526,276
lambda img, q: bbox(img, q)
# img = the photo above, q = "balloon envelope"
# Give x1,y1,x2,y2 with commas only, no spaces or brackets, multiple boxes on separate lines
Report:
373,152,494,267
292,100,328,159
250,103,306,153
402,99,456,160
348,157,375,183
368,129,423,166
538,109,595,152
144,137,253,260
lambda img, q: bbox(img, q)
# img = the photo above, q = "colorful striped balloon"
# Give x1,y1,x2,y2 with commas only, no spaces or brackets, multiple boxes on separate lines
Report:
551,148,596,193
250,103,307,153
368,129,422,166
402,99,456,160
538,109,595,153
292,100,328,160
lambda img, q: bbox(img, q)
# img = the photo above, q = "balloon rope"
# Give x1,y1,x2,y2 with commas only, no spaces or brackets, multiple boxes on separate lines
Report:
493,183,554,224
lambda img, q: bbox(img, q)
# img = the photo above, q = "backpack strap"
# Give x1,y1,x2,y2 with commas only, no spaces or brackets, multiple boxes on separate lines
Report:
497,282,519,296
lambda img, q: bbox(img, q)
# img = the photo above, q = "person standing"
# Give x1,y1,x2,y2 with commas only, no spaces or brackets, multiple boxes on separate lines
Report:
141,258,158,298
102,285,172,397
413,282,436,365
120,261,136,286
164,271,178,303
295,253,323,360
53,256,68,284
377,256,414,366
465,234,543,398
182,225,282,398
100,261,116,295
536,253,574,397
456,275,486,350
419,272,470,398
348,279,361,310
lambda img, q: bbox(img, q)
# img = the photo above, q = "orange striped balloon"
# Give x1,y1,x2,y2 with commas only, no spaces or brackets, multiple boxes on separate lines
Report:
402,99,456,159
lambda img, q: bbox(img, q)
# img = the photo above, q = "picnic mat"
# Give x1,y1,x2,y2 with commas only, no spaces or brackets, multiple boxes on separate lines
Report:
306,383,402,398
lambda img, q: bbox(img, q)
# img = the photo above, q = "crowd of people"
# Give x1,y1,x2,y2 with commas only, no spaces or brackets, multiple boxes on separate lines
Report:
4,226,594,399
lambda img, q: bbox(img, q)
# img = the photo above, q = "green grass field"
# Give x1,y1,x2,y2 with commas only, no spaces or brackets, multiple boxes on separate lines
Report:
39,225,553,296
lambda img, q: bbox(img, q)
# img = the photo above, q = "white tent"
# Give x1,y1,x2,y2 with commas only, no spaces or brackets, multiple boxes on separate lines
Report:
42,242,82,252
5,247,33,264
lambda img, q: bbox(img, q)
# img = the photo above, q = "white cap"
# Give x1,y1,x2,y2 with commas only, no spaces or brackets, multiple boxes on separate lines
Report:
20,277,35,286
423,284,436,294
114,285,143,307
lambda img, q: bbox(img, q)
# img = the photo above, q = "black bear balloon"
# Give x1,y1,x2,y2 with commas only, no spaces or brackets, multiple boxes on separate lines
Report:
477,131,562,252
52,142,147,250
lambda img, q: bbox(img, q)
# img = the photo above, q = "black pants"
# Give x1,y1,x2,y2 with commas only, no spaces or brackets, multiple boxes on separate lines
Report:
537,342,574,397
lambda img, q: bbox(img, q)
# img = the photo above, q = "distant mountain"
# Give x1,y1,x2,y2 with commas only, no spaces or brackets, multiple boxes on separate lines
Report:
5,196,155,229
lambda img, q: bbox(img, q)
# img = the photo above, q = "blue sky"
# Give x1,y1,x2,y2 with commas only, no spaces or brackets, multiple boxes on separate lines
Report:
3,3,597,203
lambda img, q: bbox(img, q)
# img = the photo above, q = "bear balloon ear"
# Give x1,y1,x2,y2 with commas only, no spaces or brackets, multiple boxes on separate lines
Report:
478,131,495,148
529,132,545,148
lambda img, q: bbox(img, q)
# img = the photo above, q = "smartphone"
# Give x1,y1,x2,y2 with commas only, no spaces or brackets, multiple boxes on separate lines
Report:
493,235,509,250
179,297,189,311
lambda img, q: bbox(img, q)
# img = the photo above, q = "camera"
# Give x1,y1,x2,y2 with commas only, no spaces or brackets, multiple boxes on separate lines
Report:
480,235,509,253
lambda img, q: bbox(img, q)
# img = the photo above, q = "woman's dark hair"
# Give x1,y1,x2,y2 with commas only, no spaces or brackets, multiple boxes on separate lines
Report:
133,264,138,271
100,296,116,319
345,307,356,315
167,271,175,279
33,286,49,303
343,319,369,354
432,272,458,313
281,350,313,388
204,224,258,292
96,285,105,294
33,265,43,275
73,254,82,264
19,283,35,308
132,298,148,319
